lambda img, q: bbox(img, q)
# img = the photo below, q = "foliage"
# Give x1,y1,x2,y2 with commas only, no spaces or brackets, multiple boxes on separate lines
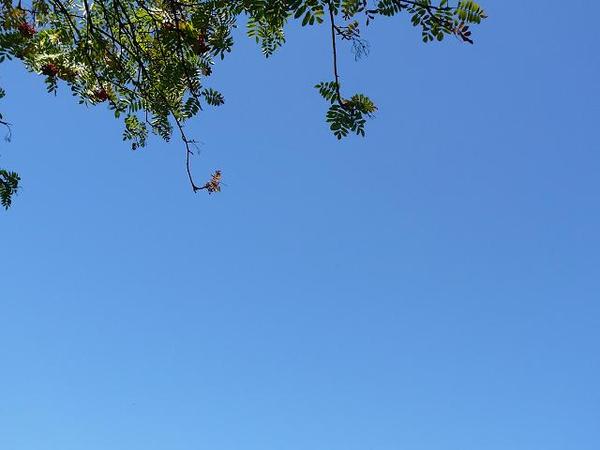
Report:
0,0,486,207
0,168,19,208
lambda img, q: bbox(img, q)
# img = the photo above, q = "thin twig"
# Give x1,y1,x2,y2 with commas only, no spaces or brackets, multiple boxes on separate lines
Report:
327,1,344,105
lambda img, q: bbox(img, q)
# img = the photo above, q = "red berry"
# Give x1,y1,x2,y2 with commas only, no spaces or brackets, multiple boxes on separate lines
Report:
18,22,36,38
195,34,209,54
41,63,59,77
93,88,108,102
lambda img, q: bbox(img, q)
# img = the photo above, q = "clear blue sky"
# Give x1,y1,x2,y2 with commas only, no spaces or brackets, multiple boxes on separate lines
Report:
1,2,599,449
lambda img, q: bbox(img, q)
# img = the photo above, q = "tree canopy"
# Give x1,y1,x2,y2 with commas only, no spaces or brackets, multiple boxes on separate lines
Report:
0,0,487,208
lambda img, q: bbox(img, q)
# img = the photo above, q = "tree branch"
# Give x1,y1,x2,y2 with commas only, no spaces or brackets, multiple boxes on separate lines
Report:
327,1,344,106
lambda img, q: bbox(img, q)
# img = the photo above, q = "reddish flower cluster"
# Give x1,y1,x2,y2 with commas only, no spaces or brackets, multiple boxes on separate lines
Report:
18,22,36,38
93,88,109,102
194,34,209,55
41,63,59,77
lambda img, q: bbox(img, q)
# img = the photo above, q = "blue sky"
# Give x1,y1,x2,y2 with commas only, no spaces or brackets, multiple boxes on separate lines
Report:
1,2,599,449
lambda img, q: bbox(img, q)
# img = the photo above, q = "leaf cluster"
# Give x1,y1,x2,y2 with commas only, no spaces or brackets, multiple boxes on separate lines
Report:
0,0,486,207
0,168,19,208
